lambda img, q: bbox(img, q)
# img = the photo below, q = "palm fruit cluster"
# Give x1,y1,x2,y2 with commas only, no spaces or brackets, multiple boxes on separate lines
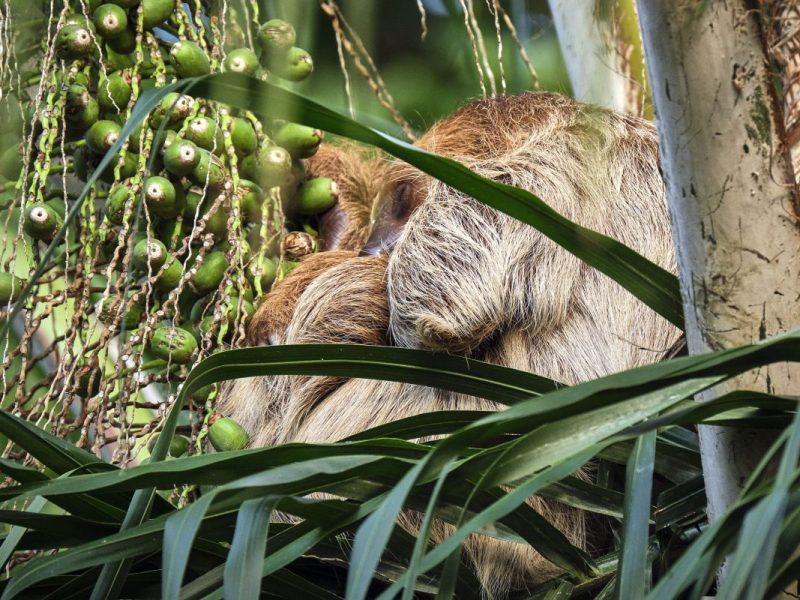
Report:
0,2,337,465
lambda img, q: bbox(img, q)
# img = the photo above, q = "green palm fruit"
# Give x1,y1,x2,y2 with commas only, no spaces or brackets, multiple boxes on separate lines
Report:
55,24,95,60
257,19,296,52
198,314,214,337
229,117,257,155
65,84,92,113
238,153,257,180
190,384,212,402
246,255,276,290
127,120,144,153
295,177,338,215
208,415,248,451
147,433,190,457
204,202,228,238
236,179,263,223
105,185,134,225
0,145,22,181
184,116,221,151
106,25,137,54
163,139,200,176
255,145,293,189
97,72,132,112
152,129,177,157
149,325,198,364
105,39,136,67
85,120,122,154
274,122,323,158
189,148,226,190
271,47,313,82
152,93,194,129
23,202,62,240
183,189,226,238
156,257,183,291
223,48,259,75
141,0,173,30
170,40,211,78
66,97,99,133
0,272,25,304
75,364,102,398
190,250,227,294
93,3,128,38
97,296,143,329
133,238,168,271
143,176,179,218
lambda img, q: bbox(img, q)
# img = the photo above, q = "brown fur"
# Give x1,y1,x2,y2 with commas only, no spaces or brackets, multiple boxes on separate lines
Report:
220,92,681,598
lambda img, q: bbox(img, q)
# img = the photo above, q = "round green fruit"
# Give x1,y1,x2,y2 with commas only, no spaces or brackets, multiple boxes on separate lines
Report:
257,19,296,52
149,326,198,364
271,47,313,82
93,3,128,38
228,117,257,156
255,146,293,189
189,148,226,190
147,433,190,457
246,256,276,291
156,258,183,292
97,72,132,113
143,176,177,217
223,48,259,75
163,139,200,176
105,185,135,225
295,177,338,215
184,116,221,151
170,40,211,78
23,202,61,240
190,251,227,294
208,416,248,452
274,122,323,159
0,272,24,304
133,238,168,272
0,145,22,181
141,0,173,29
97,296,143,329
55,24,95,61
85,120,122,154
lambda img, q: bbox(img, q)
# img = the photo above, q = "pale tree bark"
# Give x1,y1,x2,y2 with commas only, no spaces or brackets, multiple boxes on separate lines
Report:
548,0,649,117
636,0,800,585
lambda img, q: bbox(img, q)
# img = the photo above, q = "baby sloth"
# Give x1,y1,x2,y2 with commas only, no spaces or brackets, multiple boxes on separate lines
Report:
220,93,680,597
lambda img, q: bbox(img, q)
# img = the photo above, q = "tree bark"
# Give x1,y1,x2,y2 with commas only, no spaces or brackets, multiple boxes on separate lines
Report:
636,0,800,582
548,0,649,116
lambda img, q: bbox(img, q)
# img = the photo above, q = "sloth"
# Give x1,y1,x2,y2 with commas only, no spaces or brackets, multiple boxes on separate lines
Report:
219,92,681,597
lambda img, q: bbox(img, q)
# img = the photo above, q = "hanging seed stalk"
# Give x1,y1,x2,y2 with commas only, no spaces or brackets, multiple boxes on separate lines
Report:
0,0,334,466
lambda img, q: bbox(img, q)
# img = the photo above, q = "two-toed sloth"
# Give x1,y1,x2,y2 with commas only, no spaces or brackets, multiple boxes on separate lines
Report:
219,92,681,597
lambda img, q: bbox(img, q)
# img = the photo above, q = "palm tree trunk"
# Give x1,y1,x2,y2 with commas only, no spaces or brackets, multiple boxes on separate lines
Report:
636,0,800,584
548,0,649,116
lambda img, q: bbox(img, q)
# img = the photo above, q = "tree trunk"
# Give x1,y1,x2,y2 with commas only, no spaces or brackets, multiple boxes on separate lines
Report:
636,0,800,585
548,0,649,116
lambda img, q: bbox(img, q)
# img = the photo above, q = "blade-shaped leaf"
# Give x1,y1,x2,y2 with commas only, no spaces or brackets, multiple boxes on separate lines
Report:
616,430,656,599
223,497,280,600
